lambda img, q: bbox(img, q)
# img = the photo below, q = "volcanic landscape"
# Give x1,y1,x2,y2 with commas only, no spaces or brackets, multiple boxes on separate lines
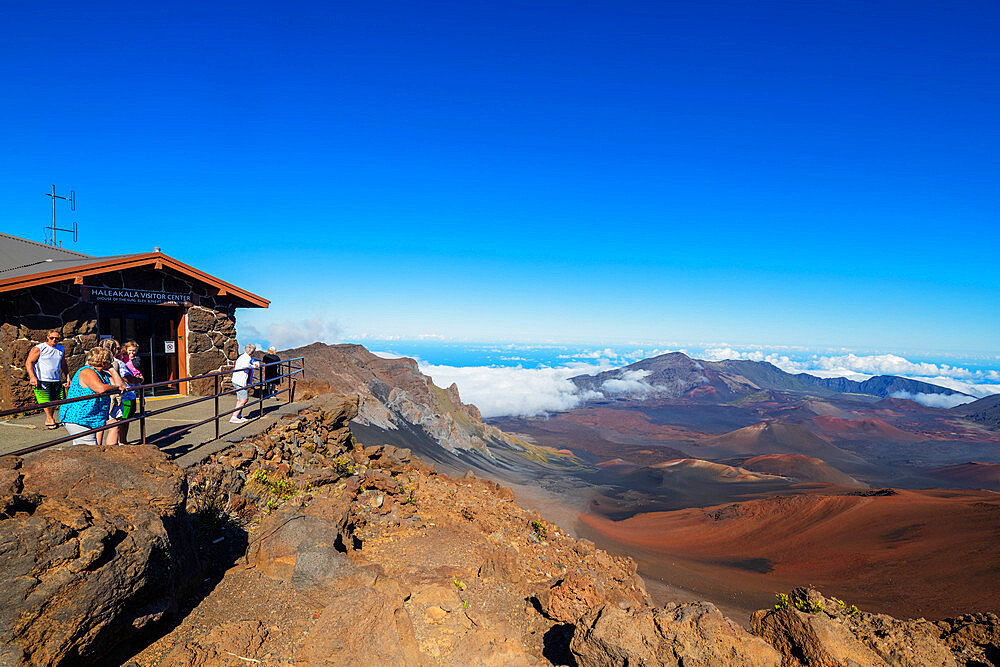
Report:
286,343,1000,622
488,351,1000,620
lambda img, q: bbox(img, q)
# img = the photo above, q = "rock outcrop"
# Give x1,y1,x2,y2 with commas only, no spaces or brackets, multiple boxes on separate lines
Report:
751,587,1000,667
126,395,655,665
279,342,529,455
0,445,198,666
571,601,782,667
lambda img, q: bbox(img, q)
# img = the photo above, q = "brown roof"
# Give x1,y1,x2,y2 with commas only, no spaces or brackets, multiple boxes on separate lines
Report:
0,232,268,308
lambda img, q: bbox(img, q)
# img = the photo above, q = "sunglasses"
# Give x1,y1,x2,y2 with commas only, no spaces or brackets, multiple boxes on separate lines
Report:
47,336,60,341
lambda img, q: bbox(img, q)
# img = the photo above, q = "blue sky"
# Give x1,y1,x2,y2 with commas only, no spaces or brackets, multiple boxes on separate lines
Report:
2,1,998,354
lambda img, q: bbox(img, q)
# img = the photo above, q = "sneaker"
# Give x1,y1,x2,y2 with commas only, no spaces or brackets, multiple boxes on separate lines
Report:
229,416,246,424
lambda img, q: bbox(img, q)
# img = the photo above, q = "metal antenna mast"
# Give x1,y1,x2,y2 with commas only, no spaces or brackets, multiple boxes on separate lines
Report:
42,184,77,246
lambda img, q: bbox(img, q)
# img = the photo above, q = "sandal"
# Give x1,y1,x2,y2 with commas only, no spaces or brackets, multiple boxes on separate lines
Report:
45,423,59,430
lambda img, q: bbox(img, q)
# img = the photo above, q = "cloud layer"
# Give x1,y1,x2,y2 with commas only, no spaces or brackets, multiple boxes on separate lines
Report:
888,391,976,409
415,348,1000,416
602,369,655,395
416,362,603,418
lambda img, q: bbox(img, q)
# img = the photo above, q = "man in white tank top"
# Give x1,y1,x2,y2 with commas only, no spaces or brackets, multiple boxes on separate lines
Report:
25,329,70,429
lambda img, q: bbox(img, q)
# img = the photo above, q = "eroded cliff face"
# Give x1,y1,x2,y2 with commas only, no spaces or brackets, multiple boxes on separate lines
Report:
282,342,527,455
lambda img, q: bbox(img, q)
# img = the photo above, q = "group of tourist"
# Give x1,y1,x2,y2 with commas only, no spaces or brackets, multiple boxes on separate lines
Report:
27,330,143,445
26,331,281,446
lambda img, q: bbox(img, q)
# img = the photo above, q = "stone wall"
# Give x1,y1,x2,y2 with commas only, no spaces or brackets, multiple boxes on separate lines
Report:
185,305,239,396
0,285,99,411
0,266,247,411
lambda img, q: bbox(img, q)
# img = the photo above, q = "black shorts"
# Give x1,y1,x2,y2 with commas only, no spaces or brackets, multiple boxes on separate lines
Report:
33,380,64,403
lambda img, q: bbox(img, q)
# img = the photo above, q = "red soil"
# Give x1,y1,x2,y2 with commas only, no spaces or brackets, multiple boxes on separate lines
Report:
811,415,920,442
579,488,1000,620
560,408,706,441
596,458,636,468
741,454,864,487
927,461,1000,491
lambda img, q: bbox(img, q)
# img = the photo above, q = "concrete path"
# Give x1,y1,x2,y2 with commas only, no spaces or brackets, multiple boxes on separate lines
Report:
0,392,306,468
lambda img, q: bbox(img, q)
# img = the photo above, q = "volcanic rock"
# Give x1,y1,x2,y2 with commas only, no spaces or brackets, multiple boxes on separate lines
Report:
571,600,782,667
750,587,965,667
299,584,423,666
279,342,527,455
0,445,197,667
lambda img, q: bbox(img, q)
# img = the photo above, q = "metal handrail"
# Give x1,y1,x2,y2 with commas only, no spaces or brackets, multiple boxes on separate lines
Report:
4,356,306,457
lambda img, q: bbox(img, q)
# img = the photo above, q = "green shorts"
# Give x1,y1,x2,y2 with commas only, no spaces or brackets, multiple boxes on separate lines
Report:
33,381,64,404
122,400,136,419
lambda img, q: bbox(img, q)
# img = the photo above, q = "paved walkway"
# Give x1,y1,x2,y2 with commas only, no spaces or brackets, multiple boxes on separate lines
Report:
0,392,305,468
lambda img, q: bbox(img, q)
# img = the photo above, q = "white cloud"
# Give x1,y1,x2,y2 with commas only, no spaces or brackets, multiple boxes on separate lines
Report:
889,391,976,409
417,363,604,418
240,316,342,351
370,349,406,360
701,347,745,361
557,348,621,361
602,369,655,395
902,376,1000,399
619,348,671,362
809,353,973,379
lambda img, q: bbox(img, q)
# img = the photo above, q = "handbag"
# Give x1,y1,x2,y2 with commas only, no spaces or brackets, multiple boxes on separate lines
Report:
101,369,123,409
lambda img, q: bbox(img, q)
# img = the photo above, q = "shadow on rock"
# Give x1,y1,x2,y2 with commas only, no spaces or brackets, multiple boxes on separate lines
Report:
0,445,203,667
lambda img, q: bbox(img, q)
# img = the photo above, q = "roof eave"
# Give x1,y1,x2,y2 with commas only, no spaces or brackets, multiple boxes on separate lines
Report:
0,252,269,308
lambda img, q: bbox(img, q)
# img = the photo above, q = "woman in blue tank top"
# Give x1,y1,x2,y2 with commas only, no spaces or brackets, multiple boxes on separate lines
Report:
60,347,117,446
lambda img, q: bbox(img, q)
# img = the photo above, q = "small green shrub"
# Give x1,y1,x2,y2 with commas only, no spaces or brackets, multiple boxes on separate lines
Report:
332,456,356,475
530,520,547,540
793,597,824,614
249,468,297,501
774,592,790,610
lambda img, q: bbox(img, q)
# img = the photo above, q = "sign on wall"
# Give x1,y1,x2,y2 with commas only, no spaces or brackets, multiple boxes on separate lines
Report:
82,286,200,306
164,341,176,353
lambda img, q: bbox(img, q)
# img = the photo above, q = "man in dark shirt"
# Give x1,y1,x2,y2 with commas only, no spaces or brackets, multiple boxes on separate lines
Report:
262,346,281,397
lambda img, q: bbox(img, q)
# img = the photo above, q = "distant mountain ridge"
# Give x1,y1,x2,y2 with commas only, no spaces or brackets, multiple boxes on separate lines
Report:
570,351,966,404
951,394,1000,429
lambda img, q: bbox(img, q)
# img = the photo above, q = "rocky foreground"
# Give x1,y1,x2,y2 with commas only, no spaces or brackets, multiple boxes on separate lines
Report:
1,393,998,666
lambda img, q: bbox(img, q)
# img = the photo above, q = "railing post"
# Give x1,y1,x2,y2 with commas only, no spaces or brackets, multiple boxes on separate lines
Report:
214,373,220,440
139,386,146,445
257,361,264,419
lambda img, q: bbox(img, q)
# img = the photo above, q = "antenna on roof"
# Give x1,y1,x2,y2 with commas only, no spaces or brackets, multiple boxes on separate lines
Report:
42,184,78,246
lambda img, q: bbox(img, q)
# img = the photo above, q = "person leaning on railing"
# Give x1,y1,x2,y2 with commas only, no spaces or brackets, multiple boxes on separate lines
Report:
262,346,280,397
59,347,119,446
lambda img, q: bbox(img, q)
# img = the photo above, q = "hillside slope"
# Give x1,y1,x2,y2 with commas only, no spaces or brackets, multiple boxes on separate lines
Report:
952,394,1000,429
284,342,523,456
